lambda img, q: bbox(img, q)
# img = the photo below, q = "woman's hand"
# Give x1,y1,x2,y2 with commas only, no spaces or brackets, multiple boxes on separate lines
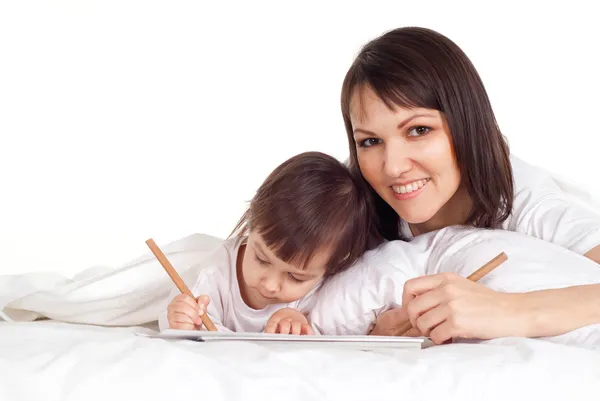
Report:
264,308,314,335
401,272,525,344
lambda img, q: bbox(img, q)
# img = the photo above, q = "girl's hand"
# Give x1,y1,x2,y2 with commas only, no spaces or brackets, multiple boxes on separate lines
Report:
369,306,423,337
167,294,211,330
402,272,524,344
264,308,314,335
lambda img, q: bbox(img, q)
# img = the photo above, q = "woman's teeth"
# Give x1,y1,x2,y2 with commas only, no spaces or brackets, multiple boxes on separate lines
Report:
392,178,430,194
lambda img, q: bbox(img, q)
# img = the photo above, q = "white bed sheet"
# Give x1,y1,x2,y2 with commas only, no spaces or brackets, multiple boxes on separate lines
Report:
1,320,599,401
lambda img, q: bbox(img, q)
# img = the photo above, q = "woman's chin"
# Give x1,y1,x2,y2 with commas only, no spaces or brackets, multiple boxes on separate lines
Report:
397,210,437,228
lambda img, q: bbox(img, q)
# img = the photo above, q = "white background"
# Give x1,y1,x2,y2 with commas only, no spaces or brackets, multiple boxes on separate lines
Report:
1,1,599,276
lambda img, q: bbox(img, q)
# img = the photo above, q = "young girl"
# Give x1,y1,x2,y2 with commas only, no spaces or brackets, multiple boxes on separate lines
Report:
158,151,382,334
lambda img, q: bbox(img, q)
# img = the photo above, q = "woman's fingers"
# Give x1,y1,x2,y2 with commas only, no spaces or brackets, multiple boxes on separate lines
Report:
402,273,518,343
429,320,458,345
415,304,451,337
406,284,460,328
402,272,460,307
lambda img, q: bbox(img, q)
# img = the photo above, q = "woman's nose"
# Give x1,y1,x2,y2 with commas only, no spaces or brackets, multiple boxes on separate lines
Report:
384,142,412,178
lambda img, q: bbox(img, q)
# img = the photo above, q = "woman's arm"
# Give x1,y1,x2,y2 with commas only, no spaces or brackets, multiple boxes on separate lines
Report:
585,245,600,264
370,273,600,344
514,283,600,337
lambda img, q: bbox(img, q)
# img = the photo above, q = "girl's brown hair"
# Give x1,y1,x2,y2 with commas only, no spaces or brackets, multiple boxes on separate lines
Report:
341,27,514,240
230,151,382,278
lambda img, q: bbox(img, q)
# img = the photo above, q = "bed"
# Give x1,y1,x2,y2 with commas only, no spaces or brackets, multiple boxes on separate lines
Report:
2,320,600,401
2,229,600,401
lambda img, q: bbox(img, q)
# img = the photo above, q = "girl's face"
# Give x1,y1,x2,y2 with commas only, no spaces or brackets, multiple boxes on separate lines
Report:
238,231,327,310
350,86,467,234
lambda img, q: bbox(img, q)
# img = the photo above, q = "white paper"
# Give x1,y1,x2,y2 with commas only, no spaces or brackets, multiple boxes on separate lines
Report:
137,329,431,350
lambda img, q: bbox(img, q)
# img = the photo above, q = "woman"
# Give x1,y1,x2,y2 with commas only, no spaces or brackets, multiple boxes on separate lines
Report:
340,26,600,342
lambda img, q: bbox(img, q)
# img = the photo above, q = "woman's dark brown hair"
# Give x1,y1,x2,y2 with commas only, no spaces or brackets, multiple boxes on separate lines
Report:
340,26,514,240
229,151,382,279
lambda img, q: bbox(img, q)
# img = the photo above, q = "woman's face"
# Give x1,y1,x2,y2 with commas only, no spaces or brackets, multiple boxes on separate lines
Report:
349,86,464,230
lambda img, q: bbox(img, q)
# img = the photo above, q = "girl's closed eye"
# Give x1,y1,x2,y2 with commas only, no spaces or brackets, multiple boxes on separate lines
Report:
287,273,304,283
255,254,269,266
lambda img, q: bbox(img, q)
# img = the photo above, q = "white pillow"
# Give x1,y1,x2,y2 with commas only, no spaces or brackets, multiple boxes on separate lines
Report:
423,226,600,347
310,225,600,348
424,226,600,292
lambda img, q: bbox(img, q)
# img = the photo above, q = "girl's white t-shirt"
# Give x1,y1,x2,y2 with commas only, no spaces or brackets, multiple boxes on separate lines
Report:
157,238,320,333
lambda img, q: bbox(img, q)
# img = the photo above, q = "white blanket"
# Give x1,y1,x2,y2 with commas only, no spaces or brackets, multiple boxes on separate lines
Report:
0,233,224,326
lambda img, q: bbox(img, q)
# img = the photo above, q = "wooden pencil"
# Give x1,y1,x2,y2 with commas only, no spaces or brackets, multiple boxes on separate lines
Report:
392,251,508,337
145,238,218,331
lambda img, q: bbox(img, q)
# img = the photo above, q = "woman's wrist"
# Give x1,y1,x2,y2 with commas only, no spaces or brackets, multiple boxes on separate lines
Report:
508,285,600,338
506,292,546,338
487,292,535,338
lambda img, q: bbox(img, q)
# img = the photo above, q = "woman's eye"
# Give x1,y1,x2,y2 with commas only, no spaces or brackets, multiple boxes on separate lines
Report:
358,138,382,148
408,126,430,137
